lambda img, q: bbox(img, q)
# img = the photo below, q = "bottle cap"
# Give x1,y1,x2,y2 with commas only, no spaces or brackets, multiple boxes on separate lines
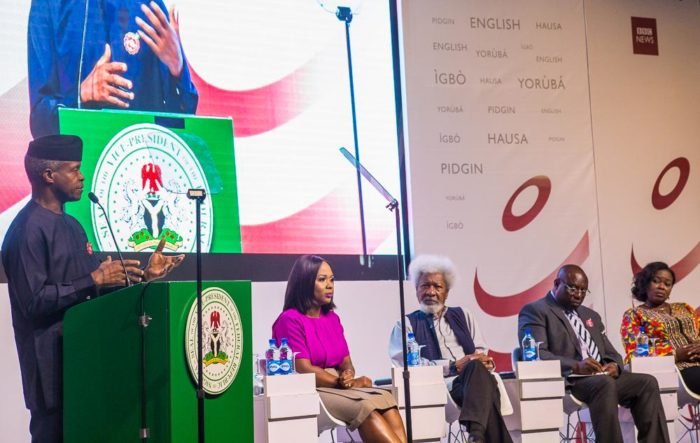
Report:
281,338,288,345
407,332,415,340
269,338,276,346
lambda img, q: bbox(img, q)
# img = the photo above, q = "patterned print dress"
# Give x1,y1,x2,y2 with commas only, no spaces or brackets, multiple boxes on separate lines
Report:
620,302,700,370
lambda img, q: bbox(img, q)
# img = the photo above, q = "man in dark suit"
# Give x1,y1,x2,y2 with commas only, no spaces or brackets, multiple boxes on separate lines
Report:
518,264,669,443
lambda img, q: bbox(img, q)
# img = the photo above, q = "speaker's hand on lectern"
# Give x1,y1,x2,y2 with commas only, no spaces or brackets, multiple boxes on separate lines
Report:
144,238,185,281
91,256,143,287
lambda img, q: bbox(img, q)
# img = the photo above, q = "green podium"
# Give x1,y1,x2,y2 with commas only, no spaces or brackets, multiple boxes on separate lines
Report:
63,281,253,443
58,108,241,254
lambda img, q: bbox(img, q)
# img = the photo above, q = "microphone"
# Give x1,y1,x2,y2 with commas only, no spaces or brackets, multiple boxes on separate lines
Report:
88,192,131,286
76,0,90,108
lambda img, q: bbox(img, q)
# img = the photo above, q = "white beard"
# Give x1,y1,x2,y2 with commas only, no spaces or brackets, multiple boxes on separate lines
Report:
419,301,444,316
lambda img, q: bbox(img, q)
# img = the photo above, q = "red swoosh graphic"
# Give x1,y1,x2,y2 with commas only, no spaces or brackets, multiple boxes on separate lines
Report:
474,231,590,317
490,351,513,374
241,183,393,253
190,55,322,138
631,241,700,282
0,78,32,213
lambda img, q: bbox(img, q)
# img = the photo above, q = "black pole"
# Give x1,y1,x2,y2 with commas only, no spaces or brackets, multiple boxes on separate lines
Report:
139,283,153,441
337,6,368,263
388,0,412,265
196,197,205,443
337,147,413,440
187,188,206,443
389,200,413,442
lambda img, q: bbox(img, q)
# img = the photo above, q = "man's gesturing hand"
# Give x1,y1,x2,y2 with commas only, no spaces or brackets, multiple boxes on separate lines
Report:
91,256,143,287
136,2,184,77
144,238,185,281
80,44,134,107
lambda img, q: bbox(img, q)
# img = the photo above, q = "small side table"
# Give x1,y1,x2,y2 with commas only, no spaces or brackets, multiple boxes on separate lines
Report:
508,360,566,443
392,366,448,442
254,373,319,443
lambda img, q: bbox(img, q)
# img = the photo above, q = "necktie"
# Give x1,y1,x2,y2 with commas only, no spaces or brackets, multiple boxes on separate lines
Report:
565,310,601,362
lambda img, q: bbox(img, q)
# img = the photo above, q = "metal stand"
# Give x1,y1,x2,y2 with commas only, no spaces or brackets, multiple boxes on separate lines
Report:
187,188,206,443
338,148,412,442
388,199,413,443
139,283,153,441
336,6,368,264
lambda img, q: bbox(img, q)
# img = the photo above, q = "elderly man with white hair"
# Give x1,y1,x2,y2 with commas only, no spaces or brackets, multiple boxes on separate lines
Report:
388,255,512,443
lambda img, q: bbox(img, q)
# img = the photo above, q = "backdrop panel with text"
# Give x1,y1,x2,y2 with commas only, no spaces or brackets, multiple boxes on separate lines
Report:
402,0,700,370
402,0,603,370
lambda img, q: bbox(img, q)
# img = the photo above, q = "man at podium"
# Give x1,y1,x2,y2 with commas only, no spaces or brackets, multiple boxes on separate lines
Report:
2,134,184,442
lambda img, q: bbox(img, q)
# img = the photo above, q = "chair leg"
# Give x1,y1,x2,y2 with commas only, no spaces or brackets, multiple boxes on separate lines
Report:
677,403,700,443
560,411,573,442
576,410,595,443
560,410,595,443
344,428,357,443
333,427,357,443
447,421,468,442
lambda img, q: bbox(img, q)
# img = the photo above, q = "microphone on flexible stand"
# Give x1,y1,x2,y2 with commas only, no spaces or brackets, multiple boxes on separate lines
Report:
76,0,90,109
88,192,131,286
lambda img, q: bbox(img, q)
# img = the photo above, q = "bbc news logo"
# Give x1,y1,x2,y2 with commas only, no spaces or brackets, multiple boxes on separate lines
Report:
631,17,658,56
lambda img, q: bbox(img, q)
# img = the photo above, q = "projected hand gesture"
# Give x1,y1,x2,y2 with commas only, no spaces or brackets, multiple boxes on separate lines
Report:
136,1,184,77
80,44,134,107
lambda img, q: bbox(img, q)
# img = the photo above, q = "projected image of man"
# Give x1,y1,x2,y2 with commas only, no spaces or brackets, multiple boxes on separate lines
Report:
28,0,199,137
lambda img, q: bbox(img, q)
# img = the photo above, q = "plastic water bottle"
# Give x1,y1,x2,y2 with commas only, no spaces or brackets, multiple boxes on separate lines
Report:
407,332,421,367
278,338,293,375
265,339,280,376
635,327,649,357
522,328,538,361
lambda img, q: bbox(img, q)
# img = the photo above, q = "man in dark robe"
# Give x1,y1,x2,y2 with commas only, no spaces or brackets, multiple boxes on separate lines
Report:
2,134,184,442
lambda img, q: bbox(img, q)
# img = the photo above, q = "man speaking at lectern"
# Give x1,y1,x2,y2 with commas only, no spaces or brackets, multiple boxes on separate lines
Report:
2,135,184,442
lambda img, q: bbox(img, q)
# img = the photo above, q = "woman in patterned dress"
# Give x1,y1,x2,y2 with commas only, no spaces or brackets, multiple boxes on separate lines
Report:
620,261,700,393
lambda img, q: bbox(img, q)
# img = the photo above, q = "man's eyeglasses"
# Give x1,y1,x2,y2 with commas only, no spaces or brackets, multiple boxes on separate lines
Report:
564,283,590,296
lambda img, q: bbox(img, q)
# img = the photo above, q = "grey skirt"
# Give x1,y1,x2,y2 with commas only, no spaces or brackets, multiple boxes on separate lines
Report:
317,386,398,431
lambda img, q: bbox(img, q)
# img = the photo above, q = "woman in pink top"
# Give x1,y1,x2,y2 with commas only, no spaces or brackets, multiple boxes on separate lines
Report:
273,255,406,443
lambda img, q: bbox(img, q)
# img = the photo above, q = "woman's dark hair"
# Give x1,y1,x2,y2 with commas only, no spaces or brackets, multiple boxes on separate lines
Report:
283,255,336,314
631,261,676,302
